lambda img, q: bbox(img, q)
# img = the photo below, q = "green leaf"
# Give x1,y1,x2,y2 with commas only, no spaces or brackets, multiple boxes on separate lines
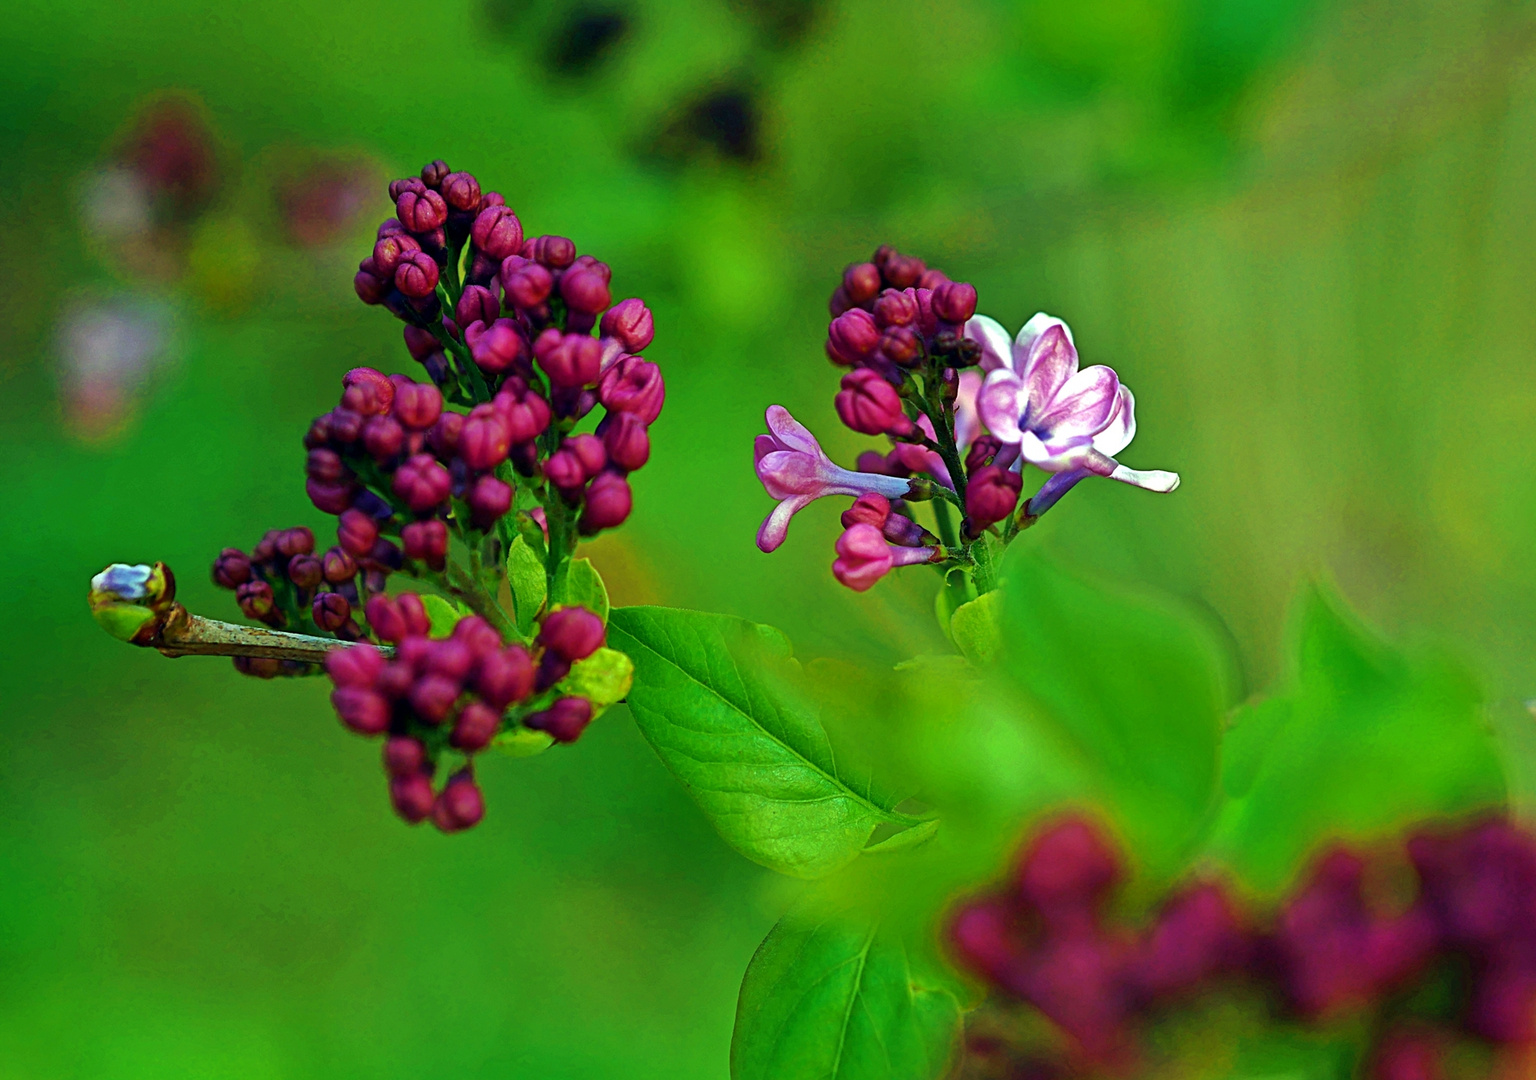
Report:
998,549,1232,877
1208,583,1505,892
933,567,975,638
609,606,924,879
553,557,610,624
731,910,959,1080
948,591,1002,666
419,593,466,639
505,535,547,637
559,647,634,719
491,727,554,758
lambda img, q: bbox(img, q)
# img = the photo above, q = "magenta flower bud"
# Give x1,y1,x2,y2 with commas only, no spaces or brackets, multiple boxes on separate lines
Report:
579,471,632,534
439,171,481,212
396,187,447,233
390,773,435,824
312,591,351,632
919,268,950,289
383,736,428,778
840,493,891,530
304,413,335,450
599,298,654,352
459,404,512,471
372,232,422,279
467,474,514,528
873,288,918,328
343,367,396,416
428,411,464,458
306,447,346,484
391,381,443,431
565,433,606,477
451,701,501,752
456,284,500,328
390,176,427,201
424,639,475,682
831,524,894,592
499,256,553,308
401,518,449,570
542,448,585,491
420,159,451,189
560,266,612,314
534,330,603,388
600,412,649,472
394,250,440,299
365,595,409,644
277,527,316,558
882,253,925,289
362,415,405,461
476,646,535,710
392,453,452,512
237,579,277,620
409,674,461,724
332,686,390,735
965,465,1022,531
403,324,440,361
828,308,881,363
396,593,431,636
465,318,528,376
828,284,852,318
211,548,252,589
1017,816,1122,915
337,509,380,558
452,616,503,663
322,546,358,583
287,553,323,589
965,435,1004,473
432,770,485,832
525,234,576,268
493,386,551,443
327,407,364,445
354,262,389,304
307,477,355,514
525,697,593,743
538,606,605,663
378,217,408,238
843,262,882,305
326,642,385,688
880,327,921,367
933,280,978,324
835,369,913,436
472,204,524,259
597,356,664,423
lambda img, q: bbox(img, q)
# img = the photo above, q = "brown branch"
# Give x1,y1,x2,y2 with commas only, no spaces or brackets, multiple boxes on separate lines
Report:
151,605,392,663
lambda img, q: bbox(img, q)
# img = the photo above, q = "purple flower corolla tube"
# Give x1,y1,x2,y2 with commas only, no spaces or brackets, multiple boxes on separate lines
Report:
968,313,1179,512
754,405,912,553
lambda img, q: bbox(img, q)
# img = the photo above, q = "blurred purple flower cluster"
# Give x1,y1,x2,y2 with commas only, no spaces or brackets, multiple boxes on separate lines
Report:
948,815,1536,1078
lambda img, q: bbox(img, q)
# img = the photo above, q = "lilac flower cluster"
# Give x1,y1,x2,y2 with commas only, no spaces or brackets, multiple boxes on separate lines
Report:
350,160,661,546
325,597,605,832
756,245,1177,593
948,816,1536,1078
211,525,371,677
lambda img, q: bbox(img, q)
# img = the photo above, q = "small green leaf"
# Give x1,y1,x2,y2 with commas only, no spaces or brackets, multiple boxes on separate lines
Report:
553,558,609,624
491,727,555,757
998,548,1233,879
933,567,974,638
609,606,922,879
419,593,466,638
731,910,959,1080
559,647,634,718
1208,583,1505,891
948,591,1002,666
862,817,940,856
505,536,547,636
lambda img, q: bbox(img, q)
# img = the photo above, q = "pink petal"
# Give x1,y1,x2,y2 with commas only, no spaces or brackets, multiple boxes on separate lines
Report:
964,314,1014,373
757,449,828,499
955,370,983,451
1033,364,1121,441
756,495,812,552
1013,312,1074,366
1090,385,1137,458
977,370,1027,444
753,434,777,465
764,405,821,456
1021,325,1081,418
1019,430,1097,473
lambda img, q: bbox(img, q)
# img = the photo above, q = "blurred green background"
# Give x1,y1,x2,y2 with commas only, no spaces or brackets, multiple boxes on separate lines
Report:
3,0,1535,1075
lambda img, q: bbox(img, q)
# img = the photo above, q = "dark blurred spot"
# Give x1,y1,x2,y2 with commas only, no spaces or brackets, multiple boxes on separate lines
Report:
481,0,531,37
549,7,631,75
273,155,379,249
647,83,763,167
117,97,220,219
727,0,822,49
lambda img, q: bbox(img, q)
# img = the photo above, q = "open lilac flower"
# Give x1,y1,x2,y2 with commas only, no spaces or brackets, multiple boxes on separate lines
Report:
968,313,1178,514
754,405,912,552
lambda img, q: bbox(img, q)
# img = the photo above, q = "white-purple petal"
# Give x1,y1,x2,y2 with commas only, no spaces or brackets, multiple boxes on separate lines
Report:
764,404,820,456
964,314,1014,373
1021,324,1081,417
977,370,1027,444
1033,364,1121,441
1090,385,1137,458
1108,465,1180,492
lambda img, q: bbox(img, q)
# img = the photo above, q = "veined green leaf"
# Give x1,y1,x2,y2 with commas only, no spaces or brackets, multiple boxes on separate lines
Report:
505,535,547,637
